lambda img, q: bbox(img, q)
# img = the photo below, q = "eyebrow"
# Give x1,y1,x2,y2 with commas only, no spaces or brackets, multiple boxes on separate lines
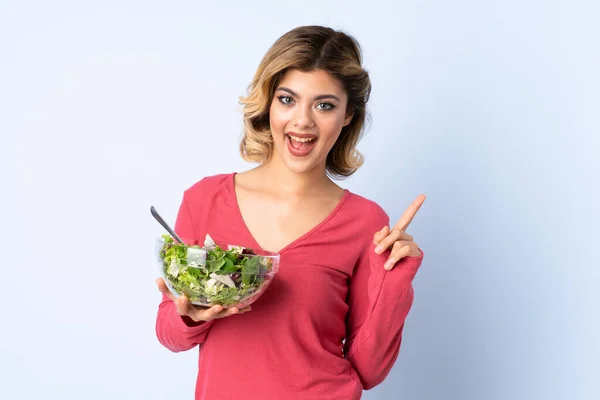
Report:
276,86,341,102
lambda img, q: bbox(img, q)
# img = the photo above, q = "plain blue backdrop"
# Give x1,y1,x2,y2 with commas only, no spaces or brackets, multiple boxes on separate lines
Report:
2,1,598,399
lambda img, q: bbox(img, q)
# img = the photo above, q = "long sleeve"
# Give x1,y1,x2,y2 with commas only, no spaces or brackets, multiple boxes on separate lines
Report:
155,194,214,352
343,211,424,390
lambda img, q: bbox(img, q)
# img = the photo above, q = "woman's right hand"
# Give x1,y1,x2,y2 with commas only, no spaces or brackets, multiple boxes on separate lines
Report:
156,277,251,323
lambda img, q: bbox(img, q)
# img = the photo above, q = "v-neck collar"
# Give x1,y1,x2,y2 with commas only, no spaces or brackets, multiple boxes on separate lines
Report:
228,172,351,255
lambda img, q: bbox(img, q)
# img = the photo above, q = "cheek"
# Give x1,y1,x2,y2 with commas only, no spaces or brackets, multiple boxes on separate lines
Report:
319,116,346,143
269,104,287,136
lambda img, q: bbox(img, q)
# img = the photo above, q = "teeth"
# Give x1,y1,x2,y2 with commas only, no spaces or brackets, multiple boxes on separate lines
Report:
289,135,315,143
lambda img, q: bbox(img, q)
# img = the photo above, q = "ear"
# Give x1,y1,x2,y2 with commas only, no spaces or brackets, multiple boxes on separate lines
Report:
343,109,354,127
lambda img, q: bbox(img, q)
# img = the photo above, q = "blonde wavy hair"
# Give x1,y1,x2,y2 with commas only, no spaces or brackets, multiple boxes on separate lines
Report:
238,25,372,179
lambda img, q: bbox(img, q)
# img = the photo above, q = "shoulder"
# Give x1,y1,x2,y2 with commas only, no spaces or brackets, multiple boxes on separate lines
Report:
182,172,235,203
343,191,390,230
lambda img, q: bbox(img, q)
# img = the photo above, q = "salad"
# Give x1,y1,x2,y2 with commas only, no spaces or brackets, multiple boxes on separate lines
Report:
157,233,278,307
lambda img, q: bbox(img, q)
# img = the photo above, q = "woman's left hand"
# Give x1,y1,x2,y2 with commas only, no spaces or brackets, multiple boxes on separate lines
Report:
373,194,426,270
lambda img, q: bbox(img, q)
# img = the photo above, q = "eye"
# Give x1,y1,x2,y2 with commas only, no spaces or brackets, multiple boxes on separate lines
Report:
316,102,336,111
277,95,294,105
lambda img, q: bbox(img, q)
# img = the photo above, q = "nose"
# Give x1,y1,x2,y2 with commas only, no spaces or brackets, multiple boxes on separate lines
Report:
292,103,315,129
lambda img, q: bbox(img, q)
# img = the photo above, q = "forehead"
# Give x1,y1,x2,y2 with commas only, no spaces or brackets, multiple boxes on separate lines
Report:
276,69,347,98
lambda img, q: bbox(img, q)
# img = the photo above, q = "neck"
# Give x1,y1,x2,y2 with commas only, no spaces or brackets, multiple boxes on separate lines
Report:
256,156,333,197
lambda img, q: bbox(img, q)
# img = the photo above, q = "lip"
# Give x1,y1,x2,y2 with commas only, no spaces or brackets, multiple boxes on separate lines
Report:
285,132,318,139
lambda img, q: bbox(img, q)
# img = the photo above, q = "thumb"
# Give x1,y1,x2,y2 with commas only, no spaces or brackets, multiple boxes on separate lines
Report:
373,225,390,245
156,278,175,300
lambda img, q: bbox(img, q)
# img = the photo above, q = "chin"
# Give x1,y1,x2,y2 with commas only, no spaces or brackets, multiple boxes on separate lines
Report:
281,157,323,175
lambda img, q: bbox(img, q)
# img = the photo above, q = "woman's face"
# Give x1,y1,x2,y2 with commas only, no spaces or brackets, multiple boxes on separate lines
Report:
268,68,353,175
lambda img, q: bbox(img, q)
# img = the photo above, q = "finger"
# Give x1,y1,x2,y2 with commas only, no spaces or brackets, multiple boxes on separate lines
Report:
375,228,412,254
395,230,413,242
214,306,252,319
384,242,412,270
230,306,252,315
204,304,224,320
224,307,240,317
156,278,176,301
176,295,207,316
373,225,390,245
394,194,426,232
187,304,223,322
175,294,192,316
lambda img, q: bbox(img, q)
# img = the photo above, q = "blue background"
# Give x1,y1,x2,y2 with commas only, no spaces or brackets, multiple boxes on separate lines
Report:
2,1,598,399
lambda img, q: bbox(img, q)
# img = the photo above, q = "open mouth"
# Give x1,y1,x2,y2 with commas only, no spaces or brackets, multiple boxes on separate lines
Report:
285,133,318,157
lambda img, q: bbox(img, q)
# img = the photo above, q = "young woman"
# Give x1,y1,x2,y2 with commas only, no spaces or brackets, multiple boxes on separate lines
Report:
155,25,425,400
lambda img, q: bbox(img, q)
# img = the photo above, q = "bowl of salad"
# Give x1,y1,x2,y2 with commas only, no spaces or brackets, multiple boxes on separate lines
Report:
156,233,280,308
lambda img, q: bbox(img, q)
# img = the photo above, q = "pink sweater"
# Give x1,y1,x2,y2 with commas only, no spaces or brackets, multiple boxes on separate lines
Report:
155,173,423,400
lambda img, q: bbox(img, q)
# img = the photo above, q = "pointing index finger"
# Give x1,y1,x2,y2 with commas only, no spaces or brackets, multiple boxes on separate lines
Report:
394,194,426,231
